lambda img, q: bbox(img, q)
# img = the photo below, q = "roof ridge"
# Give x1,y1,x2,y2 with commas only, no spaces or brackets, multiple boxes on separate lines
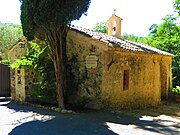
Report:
70,25,174,57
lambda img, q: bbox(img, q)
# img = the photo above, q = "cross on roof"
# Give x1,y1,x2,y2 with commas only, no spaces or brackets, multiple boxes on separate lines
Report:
114,9,116,15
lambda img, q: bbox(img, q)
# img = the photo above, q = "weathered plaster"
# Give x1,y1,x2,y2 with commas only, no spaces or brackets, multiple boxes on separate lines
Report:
101,50,162,108
66,30,173,109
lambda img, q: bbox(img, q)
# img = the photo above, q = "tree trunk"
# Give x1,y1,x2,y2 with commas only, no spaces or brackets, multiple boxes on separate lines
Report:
54,57,65,109
46,26,68,109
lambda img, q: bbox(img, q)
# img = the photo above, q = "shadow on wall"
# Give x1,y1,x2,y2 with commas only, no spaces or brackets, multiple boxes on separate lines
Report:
2,102,179,135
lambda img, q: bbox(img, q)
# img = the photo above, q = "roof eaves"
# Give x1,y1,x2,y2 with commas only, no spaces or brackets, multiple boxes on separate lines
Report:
70,25,175,57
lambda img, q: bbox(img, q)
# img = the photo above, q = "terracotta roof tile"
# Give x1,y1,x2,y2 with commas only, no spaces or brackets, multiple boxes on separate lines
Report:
70,25,174,57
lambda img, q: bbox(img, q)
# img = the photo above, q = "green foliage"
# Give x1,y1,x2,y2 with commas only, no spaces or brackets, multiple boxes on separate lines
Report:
30,56,57,105
171,86,180,94
1,59,10,65
11,41,45,69
174,0,180,15
0,23,23,54
29,43,56,105
148,15,180,87
20,0,91,39
148,15,180,52
93,22,108,33
12,40,57,105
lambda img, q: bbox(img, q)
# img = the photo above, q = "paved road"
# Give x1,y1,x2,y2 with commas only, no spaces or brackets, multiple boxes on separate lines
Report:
0,99,179,135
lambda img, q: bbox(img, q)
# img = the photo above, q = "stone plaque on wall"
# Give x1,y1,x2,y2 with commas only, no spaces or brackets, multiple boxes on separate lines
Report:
85,54,98,69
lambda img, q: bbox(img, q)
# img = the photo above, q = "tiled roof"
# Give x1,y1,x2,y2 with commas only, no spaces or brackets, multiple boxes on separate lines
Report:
6,38,26,54
70,25,174,57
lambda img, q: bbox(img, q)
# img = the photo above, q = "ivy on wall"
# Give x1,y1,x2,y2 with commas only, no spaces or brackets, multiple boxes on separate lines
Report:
12,40,57,105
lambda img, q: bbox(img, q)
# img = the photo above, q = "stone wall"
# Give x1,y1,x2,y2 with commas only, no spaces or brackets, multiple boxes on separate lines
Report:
66,30,108,109
101,49,172,109
66,30,173,109
11,67,34,102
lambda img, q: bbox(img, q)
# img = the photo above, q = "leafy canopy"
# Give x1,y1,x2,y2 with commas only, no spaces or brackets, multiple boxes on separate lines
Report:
148,15,180,87
148,15,180,53
20,0,91,40
11,41,46,69
12,40,57,104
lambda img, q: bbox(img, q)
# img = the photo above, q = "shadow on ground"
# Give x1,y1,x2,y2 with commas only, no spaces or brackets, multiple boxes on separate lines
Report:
2,101,180,135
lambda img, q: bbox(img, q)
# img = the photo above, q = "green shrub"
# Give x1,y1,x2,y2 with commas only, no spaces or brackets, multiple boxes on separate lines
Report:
171,86,180,94
11,40,57,106
1,59,10,65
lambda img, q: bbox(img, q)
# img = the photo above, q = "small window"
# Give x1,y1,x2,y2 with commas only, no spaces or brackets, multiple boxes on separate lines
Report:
123,70,129,90
17,70,21,74
18,77,21,84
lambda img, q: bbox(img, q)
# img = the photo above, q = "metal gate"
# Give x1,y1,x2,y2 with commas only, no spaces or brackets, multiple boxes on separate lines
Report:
0,63,10,97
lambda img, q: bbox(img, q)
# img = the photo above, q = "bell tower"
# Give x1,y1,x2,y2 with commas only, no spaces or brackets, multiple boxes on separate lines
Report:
107,9,122,38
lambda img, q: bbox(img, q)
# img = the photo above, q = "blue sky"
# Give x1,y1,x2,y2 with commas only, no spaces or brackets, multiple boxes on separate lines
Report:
0,0,178,36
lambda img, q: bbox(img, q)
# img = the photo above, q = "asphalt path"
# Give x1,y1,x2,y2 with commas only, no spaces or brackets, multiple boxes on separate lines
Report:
0,98,179,135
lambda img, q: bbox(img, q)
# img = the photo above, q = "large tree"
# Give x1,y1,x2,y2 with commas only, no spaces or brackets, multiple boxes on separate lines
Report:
20,0,91,109
148,15,180,87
